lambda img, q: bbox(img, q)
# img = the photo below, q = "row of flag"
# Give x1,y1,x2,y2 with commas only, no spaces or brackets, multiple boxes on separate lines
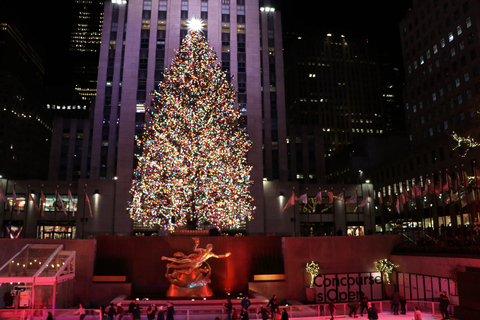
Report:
282,190,370,212
0,188,93,217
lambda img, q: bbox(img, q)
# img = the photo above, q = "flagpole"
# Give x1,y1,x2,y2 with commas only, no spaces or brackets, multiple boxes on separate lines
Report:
356,189,360,234
454,167,464,242
474,161,480,223
331,187,336,235
343,188,347,235
462,164,473,238
305,187,309,236
319,187,323,236
82,184,87,239
25,185,30,238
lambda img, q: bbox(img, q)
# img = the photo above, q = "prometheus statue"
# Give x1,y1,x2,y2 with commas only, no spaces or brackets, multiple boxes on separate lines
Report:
162,237,231,297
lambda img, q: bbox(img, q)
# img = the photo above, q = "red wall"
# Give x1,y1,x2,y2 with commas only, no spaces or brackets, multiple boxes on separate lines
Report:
94,236,284,296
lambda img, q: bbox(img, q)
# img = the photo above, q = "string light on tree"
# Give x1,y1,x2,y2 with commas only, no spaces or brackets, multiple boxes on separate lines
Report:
128,24,255,231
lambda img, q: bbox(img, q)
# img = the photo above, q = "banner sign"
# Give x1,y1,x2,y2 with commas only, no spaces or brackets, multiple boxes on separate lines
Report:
314,272,383,303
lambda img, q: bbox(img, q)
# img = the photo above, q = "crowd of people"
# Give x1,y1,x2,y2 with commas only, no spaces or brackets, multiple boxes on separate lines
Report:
74,301,175,320
69,290,451,320
224,295,288,320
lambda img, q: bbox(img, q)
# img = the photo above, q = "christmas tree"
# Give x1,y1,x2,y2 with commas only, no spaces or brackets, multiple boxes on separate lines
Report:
128,21,254,231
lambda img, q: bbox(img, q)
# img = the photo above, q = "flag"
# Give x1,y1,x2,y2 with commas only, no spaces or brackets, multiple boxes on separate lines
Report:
335,192,344,203
455,172,462,190
422,179,429,196
399,193,406,206
29,192,40,215
68,189,76,216
396,198,401,214
85,191,93,217
401,187,410,204
40,190,45,217
443,174,451,191
462,171,469,188
0,188,11,212
315,191,322,204
415,181,422,197
346,193,357,204
12,188,20,215
378,191,383,205
360,192,369,207
56,190,67,215
297,193,308,204
388,193,393,206
327,192,334,203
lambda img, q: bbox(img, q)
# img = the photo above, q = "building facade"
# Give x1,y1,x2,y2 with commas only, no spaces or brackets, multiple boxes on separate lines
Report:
365,0,480,232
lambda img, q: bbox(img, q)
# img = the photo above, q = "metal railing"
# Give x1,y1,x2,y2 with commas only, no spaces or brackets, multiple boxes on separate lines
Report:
0,300,443,320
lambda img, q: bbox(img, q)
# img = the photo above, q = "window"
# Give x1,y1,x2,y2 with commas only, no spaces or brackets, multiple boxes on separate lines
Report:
457,94,463,104
466,17,472,28
433,44,438,54
457,25,462,35
448,32,454,42
440,38,445,48
463,72,470,82
450,47,456,57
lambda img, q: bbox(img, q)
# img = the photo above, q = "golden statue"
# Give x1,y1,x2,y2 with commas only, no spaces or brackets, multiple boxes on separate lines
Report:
162,237,231,297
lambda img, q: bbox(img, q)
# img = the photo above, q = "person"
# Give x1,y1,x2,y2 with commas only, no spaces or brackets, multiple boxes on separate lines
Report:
257,307,270,320
391,290,400,315
240,308,249,320
232,308,240,320
414,306,423,320
241,296,251,311
359,294,369,317
166,302,174,320
117,303,125,320
266,295,277,319
47,312,54,320
273,308,281,320
399,293,407,314
439,292,450,319
280,309,288,320
96,306,105,320
146,305,157,320
367,303,378,320
157,306,165,320
327,300,336,320
225,299,233,320
128,301,136,320
108,303,117,320
73,303,86,320
347,301,358,318
132,301,141,320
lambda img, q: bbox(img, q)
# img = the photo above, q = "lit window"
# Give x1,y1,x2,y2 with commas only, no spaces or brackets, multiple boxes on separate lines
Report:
464,72,470,82
450,47,456,57
433,44,438,54
455,78,460,87
457,25,462,35
432,92,437,101
440,38,445,48
466,17,472,28
448,32,454,42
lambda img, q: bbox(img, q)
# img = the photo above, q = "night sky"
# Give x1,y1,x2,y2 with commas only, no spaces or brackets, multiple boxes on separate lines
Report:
2,0,413,86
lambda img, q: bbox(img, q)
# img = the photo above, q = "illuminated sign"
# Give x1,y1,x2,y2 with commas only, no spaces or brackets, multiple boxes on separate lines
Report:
313,272,383,303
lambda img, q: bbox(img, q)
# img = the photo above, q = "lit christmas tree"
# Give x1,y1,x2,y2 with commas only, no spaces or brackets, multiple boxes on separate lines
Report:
128,20,254,231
